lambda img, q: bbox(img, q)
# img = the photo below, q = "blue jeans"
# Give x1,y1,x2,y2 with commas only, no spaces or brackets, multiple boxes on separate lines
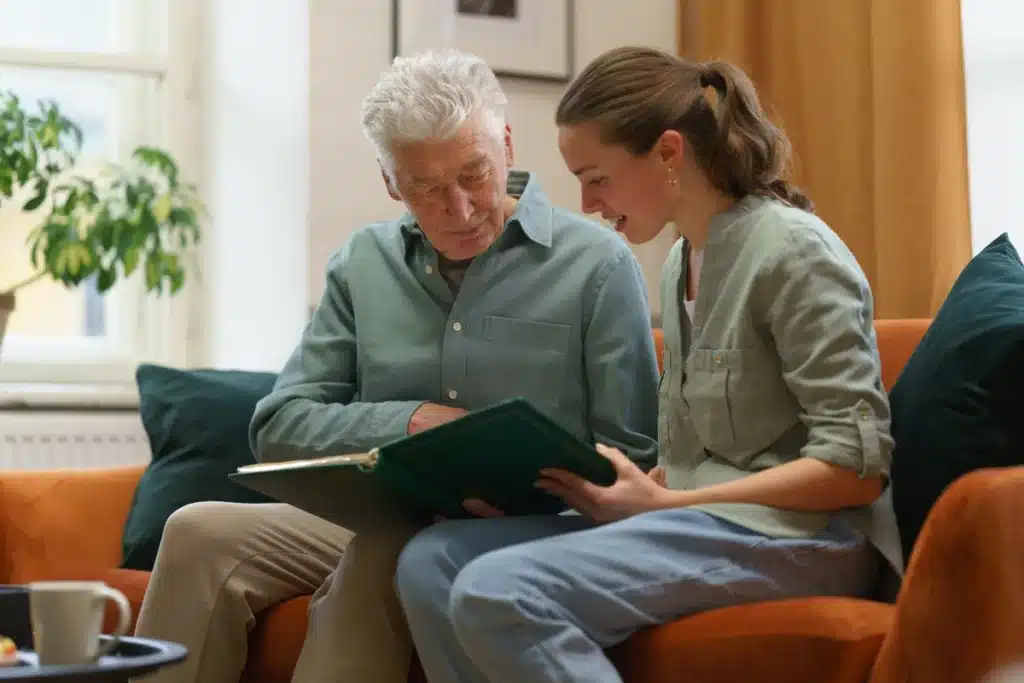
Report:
395,507,877,683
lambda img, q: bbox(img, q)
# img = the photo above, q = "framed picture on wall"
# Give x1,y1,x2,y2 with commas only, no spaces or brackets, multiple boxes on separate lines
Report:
392,0,574,83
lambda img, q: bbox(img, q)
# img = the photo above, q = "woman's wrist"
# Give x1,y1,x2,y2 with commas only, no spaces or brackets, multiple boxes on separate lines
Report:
652,487,701,511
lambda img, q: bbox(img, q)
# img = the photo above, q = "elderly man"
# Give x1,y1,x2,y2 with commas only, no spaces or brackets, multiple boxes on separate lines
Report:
132,49,659,683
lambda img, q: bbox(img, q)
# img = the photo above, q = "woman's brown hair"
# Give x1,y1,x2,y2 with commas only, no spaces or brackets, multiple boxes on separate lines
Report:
555,46,812,212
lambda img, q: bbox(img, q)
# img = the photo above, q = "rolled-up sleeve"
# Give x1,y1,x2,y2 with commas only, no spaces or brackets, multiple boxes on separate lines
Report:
761,230,893,480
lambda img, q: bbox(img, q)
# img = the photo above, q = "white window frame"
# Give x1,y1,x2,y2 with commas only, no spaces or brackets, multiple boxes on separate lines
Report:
0,0,203,389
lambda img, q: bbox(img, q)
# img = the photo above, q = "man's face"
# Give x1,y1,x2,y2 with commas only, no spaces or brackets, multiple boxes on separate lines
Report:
386,116,514,261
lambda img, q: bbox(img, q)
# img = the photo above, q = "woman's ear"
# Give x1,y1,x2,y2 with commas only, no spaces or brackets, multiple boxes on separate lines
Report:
656,129,686,169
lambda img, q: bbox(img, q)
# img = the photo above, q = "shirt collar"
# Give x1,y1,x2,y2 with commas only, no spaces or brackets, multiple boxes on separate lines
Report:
704,193,771,250
399,170,554,251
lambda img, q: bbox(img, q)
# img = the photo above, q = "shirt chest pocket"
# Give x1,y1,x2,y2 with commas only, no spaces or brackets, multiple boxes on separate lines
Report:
469,315,572,411
684,348,797,454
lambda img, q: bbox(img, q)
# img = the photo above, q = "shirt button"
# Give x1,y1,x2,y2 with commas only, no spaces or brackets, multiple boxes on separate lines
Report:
448,389,458,400
425,265,433,274
452,322,462,332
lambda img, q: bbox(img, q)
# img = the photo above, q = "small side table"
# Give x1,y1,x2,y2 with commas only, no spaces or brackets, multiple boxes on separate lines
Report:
0,636,186,682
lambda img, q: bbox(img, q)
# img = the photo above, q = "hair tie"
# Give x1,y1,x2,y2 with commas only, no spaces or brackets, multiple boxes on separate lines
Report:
698,67,710,89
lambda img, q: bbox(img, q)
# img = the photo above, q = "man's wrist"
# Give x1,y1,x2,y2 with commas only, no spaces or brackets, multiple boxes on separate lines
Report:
405,401,430,435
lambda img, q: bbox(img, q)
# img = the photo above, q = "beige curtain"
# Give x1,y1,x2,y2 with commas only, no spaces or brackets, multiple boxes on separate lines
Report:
678,0,972,319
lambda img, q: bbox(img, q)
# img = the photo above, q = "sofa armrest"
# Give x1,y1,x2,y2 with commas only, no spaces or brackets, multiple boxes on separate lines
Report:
0,465,145,583
873,318,930,390
611,596,894,683
871,466,1024,683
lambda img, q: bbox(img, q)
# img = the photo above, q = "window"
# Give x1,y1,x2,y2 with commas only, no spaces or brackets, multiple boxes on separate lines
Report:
961,0,1024,254
0,0,199,387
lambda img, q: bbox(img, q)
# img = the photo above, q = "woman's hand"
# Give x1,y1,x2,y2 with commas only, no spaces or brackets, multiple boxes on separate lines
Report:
536,444,672,523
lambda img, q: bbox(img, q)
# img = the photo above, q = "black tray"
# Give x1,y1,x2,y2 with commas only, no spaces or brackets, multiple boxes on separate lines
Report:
0,636,186,682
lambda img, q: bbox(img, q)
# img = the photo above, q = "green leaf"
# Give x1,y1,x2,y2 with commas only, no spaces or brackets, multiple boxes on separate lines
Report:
169,265,185,293
63,242,92,279
139,207,159,247
28,235,42,269
3,85,205,298
133,146,179,186
91,213,116,249
169,206,197,227
162,252,179,273
122,246,140,276
22,179,48,212
15,154,34,185
96,267,116,293
152,192,172,223
144,253,160,291
0,166,14,198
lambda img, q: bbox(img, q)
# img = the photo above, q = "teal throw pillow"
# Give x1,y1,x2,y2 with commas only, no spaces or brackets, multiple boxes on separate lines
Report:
889,233,1024,562
121,364,277,570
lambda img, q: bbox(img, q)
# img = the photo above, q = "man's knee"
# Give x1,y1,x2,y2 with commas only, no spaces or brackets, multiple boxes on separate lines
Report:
155,501,268,569
347,521,420,565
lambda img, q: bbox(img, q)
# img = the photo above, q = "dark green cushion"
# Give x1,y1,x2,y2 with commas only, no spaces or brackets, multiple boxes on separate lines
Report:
121,364,277,570
889,233,1024,562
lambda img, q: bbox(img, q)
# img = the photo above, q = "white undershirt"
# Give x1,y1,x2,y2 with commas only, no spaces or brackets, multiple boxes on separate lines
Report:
684,248,704,322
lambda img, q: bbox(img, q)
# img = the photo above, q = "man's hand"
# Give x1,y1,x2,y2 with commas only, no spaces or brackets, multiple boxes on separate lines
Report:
408,403,469,435
648,465,667,487
432,498,504,524
462,498,504,518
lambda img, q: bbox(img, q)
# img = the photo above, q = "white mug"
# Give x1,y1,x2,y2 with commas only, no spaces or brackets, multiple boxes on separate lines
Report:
28,581,132,666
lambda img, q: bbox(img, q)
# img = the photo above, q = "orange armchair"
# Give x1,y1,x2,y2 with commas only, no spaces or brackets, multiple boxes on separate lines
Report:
1,320,1021,683
613,463,1024,683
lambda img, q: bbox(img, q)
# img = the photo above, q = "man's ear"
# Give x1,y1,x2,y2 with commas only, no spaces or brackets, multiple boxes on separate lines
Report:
380,167,402,202
504,123,515,169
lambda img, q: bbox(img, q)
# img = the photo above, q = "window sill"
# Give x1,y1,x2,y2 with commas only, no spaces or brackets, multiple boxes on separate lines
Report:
0,383,140,411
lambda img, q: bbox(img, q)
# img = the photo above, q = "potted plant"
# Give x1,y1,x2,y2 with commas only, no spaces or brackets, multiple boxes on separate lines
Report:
0,88,202,352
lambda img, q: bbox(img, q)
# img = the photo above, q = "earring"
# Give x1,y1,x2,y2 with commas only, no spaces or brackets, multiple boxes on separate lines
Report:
668,168,678,186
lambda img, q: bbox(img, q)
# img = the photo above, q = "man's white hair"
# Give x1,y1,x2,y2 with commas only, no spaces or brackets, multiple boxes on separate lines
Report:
360,49,508,178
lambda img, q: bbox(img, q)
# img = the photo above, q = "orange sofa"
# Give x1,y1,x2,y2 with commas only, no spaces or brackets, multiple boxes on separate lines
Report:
1,319,1022,683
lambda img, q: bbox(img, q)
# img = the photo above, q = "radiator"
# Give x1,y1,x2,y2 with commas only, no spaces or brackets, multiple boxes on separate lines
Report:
0,411,152,470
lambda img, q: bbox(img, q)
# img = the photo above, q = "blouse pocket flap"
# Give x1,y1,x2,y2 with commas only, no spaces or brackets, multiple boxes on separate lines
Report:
689,348,744,373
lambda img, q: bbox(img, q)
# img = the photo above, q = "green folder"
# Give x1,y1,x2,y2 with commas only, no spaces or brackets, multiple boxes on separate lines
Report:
229,398,617,532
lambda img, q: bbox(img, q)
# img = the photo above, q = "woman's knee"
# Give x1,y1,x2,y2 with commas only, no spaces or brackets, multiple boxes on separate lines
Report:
394,524,458,607
395,519,504,611
449,547,549,638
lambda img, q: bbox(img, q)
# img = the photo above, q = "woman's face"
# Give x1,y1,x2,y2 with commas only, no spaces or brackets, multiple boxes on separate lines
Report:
557,121,679,245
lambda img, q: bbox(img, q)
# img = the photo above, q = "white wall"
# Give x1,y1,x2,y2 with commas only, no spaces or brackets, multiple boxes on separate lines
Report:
308,0,678,315
202,0,310,370
961,0,1024,254
171,0,1024,371
201,0,677,370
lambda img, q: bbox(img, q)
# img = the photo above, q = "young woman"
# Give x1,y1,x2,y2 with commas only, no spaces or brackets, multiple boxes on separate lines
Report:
393,46,902,683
